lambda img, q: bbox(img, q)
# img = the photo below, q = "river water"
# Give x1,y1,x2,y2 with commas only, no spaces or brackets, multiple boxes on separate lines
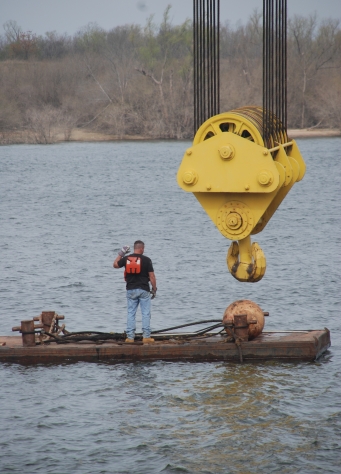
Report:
0,139,340,473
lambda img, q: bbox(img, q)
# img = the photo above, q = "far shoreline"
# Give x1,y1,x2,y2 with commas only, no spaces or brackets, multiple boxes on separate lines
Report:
287,129,341,138
1,127,340,145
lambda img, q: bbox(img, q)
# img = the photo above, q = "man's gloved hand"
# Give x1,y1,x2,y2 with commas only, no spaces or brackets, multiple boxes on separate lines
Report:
150,288,157,299
118,245,130,257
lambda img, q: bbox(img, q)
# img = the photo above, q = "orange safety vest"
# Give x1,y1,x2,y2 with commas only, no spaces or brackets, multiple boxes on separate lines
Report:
124,256,141,280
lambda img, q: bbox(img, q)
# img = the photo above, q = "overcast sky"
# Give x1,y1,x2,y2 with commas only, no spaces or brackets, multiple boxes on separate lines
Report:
1,0,341,37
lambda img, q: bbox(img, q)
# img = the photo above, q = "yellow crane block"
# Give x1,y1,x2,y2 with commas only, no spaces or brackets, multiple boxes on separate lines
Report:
177,109,306,282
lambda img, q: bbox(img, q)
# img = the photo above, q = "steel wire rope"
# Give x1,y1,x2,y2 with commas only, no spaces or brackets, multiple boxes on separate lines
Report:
263,0,287,147
193,0,220,134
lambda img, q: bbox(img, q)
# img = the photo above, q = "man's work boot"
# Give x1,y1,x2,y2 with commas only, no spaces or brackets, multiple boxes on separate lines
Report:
125,338,135,343
142,337,155,343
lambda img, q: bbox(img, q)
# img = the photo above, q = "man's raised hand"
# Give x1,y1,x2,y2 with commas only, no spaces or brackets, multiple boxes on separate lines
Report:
118,245,130,257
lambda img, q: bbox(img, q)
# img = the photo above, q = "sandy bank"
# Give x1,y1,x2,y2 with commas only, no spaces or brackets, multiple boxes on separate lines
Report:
70,128,341,141
288,129,341,138
1,127,340,145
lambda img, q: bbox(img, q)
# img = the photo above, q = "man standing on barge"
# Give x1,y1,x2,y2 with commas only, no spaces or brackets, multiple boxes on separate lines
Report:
113,240,157,343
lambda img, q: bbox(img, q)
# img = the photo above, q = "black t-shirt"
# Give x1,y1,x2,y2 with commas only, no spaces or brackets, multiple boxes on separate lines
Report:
118,253,154,291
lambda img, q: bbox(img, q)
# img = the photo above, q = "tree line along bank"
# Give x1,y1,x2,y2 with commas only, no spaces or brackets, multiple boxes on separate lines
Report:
0,8,340,144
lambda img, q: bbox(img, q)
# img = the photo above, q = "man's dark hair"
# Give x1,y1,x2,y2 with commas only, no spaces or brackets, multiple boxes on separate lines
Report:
134,240,145,249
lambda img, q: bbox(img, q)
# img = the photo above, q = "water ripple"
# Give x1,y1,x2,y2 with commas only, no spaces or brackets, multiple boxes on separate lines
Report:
0,140,340,473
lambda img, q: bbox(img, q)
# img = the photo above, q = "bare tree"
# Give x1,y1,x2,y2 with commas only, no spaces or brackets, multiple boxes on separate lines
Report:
3,20,22,43
288,15,341,128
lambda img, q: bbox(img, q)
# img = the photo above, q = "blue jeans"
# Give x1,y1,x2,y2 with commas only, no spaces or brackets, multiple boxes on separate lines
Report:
126,289,151,339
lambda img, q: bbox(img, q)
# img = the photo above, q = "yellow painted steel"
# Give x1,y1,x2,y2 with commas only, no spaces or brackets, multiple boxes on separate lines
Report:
177,107,306,282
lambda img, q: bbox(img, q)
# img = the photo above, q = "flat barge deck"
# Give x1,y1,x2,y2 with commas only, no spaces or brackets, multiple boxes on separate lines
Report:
0,329,331,363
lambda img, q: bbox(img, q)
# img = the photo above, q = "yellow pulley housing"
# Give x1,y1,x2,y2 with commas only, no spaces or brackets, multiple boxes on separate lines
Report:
177,107,306,282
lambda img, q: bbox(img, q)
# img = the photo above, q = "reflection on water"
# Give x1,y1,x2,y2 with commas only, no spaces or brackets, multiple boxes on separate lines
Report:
0,139,340,473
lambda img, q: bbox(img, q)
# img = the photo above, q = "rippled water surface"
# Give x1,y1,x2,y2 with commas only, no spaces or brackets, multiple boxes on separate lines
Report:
0,139,340,473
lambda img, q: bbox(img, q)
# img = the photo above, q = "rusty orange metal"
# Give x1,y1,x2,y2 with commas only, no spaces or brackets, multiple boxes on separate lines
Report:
223,299,265,340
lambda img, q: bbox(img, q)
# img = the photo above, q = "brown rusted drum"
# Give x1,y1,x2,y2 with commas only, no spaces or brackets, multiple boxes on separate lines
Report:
223,300,265,340
233,314,249,341
21,320,36,347
41,311,56,333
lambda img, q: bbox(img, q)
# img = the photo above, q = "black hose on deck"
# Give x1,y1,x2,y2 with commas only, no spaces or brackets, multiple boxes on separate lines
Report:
195,322,223,335
42,320,225,344
151,319,222,334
